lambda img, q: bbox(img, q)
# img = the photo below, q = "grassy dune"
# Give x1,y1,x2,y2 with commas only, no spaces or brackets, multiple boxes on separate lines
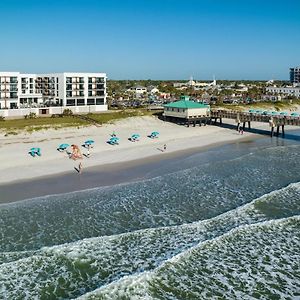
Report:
0,109,159,135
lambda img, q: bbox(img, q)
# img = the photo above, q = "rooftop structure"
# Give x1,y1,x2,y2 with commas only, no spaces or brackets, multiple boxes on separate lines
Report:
163,95,210,126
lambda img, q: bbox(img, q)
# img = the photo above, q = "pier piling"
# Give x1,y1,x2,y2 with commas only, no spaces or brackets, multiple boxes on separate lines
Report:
271,126,274,137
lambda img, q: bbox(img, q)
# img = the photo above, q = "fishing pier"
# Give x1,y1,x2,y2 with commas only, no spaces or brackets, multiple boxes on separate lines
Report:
210,110,300,137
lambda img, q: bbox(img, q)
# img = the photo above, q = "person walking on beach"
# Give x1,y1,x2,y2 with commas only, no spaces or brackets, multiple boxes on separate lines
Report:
87,145,91,158
78,162,83,174
163,144,167,152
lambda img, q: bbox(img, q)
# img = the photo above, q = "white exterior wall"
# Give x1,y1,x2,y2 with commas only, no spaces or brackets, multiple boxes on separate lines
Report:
164,107,210,118
187,107,210,117
266,87,300,97
19,73,43,106
0,71,107,116
0,105,108,118
0,72,20,109
163,108,187,118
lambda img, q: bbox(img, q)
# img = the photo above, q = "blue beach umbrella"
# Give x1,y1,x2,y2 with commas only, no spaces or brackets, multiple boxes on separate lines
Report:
249,109,256,113
291,112,299,117
280,112,288,116
110,137,120,142
271,111,279,115
85,140,95,145
29,147,41,156
109,137,120,145
58,143,70,149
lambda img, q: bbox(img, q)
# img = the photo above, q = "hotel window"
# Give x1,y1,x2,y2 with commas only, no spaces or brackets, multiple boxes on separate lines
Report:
88,78,93,83
30,78,33,83
10,84,18,91
10,102,18,109
66,91,72,97
66,77,72,83
79,84,84,90
87,98,95,105
96,98,104,105
66,99,75,106
88,84,93,90
96,84,104,89
77,99,85,106
10,92,18,99
96,91,104,96
66,84,72,90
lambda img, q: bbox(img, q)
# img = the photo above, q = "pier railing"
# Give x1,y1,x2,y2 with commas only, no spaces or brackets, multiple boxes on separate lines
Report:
210,109,300,126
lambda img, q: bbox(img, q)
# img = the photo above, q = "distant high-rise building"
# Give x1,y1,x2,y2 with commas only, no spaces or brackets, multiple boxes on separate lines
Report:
290,66,300,85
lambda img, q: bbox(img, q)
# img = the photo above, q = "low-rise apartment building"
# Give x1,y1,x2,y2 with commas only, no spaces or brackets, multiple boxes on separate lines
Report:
0,72,107,117
266,86,300,98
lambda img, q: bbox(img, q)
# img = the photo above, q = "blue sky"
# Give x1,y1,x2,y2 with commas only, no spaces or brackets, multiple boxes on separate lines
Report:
0,0,299,80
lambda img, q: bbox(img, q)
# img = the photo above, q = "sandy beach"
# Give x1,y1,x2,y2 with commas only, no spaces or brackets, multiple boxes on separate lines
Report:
0,116,268,184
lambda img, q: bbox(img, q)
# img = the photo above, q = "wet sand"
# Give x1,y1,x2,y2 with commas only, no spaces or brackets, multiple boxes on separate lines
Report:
0,137,257,204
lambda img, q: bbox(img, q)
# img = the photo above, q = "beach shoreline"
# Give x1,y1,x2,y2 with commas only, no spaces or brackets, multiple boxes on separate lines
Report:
1,115,295,203
1,133,261,204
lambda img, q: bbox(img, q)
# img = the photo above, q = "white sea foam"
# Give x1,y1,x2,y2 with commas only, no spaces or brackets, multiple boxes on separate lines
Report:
77,216,300,300
0,182,300,299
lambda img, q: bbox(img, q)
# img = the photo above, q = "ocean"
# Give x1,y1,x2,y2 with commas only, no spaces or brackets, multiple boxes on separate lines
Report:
0,133,300,299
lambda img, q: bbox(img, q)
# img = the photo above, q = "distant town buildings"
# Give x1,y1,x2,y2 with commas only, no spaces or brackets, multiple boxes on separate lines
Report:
265,67,300,98
173,76,217,90
127,85,147,95
0,72,107,117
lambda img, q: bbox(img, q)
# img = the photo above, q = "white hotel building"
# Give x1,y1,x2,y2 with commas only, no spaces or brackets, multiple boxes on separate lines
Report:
0,72,107,117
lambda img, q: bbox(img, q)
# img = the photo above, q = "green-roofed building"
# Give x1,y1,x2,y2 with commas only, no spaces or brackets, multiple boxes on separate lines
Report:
163,96,210,126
